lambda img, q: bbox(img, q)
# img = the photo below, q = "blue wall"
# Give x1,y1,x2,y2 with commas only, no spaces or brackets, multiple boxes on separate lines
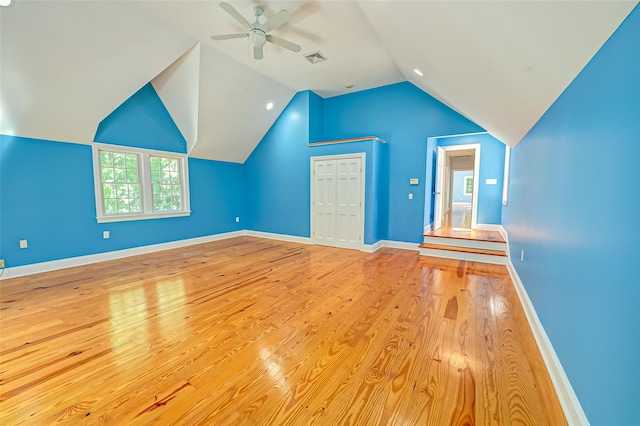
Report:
0,86,245,268
245,82,484,245
323,82,483,242
437,133,505,224
243,91,387,244
502,6,640,425
452,170,473,203
95,83,187,153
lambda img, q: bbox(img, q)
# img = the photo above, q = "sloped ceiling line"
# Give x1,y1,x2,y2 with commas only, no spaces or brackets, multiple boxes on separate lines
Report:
151,42,202,155
1,1,636,160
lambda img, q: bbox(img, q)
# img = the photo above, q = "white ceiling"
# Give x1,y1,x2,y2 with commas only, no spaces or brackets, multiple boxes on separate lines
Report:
1,1,636,162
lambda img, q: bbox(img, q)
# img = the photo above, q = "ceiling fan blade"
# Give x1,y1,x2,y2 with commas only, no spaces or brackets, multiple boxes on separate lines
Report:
266,34,301,53
262,9,290,32
220,2,251,28
253,45,264,60
210,33,248,40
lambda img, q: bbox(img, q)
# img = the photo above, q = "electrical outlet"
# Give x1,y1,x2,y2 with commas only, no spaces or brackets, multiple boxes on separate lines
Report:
103,231,110,239
0,259,5,268
235,217,240,223
408,193,413,200
19,239,28,249
520,250,525,262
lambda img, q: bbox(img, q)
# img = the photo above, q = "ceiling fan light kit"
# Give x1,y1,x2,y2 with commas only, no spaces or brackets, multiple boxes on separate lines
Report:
249,29,266,48
211,1,302,60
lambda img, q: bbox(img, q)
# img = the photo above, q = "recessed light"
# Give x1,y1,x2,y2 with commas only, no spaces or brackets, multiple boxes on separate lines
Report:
345,84,353,89
266,102,274,110
0,0,11,6
414,68,424,77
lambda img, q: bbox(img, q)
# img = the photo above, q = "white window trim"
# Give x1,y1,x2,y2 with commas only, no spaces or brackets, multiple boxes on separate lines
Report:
463,176,473,196
92,143,191,223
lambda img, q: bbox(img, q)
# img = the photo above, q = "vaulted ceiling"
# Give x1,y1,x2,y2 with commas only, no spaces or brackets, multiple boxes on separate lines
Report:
1,1,636,163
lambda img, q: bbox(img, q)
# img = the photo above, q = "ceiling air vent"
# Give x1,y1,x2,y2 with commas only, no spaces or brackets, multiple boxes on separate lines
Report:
304,51,327,64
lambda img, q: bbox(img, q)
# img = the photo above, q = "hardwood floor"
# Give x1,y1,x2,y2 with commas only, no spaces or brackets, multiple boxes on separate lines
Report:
444,204,472,229
0,237,565,425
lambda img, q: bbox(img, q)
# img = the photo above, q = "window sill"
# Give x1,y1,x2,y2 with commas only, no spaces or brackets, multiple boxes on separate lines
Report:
96,211,191,223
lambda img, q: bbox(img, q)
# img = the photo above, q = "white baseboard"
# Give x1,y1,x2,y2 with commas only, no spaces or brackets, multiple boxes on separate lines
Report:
506,260,588,425
364,240,421,252
380,240,420,251
244,230,311,245
0,231,245,280
363,240,383,253
424,222,434,234
1,232,417,280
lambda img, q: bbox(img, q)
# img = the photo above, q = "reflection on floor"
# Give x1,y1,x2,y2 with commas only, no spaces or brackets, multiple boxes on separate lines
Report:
445,203,472,229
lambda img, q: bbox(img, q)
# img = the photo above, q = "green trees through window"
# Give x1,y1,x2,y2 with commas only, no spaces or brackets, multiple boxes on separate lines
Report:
94,145,190,222
150,156,182,212
100,151,141,214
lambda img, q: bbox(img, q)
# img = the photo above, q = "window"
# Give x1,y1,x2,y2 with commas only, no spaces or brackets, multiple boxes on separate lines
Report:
464,176,473,196
93,144,190,223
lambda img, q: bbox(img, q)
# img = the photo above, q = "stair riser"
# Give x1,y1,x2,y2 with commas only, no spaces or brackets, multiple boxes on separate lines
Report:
423,236,507,252
419,248,508,265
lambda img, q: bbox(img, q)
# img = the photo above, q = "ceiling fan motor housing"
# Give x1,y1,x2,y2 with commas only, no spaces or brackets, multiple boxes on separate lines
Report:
249,28,266,48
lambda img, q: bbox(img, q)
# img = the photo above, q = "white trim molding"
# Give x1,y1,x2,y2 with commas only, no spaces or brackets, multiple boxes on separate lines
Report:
244,230,311,245
506,260,589,425
0,231,245,280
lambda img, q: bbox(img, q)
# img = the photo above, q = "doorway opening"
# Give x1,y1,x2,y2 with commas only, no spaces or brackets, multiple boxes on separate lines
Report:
432,143,480,231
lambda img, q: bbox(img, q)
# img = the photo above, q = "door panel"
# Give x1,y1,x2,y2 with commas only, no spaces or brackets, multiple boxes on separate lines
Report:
335,157,362,248
312,155,363,250
314,160,335,243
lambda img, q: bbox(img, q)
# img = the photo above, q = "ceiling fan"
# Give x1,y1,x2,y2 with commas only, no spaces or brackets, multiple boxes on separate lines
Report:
211,2,302,60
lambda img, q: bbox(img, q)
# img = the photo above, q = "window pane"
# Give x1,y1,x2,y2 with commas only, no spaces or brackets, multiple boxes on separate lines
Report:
117,199,129,214
100,151,113,167
102,168,114,182
115,168,126,183
170,172,180,184
126,169,138,183
125,154,137,169
150,156,161,170
103,183,115,199
130,184,140,199
113,153,125,168
99,150,141,216
105,199,117,214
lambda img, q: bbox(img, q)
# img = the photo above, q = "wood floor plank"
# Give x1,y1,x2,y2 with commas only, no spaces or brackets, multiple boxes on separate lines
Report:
0,237,565,425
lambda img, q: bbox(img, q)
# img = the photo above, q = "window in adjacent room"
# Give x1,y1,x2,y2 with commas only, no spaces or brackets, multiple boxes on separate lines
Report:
463,176,473,196
93,144,190,223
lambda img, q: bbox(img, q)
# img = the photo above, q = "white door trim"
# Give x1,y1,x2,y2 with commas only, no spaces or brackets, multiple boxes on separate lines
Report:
438,144,481,229
310,153,366,250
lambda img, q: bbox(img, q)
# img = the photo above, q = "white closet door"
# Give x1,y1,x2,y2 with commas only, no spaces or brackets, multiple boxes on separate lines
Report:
313,159,336,244
311,154,364,250
335,157,362,249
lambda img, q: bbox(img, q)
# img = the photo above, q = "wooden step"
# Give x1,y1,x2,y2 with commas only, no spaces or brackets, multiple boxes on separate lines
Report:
422,235,506,252
424,228,505,243
419,243,507,257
